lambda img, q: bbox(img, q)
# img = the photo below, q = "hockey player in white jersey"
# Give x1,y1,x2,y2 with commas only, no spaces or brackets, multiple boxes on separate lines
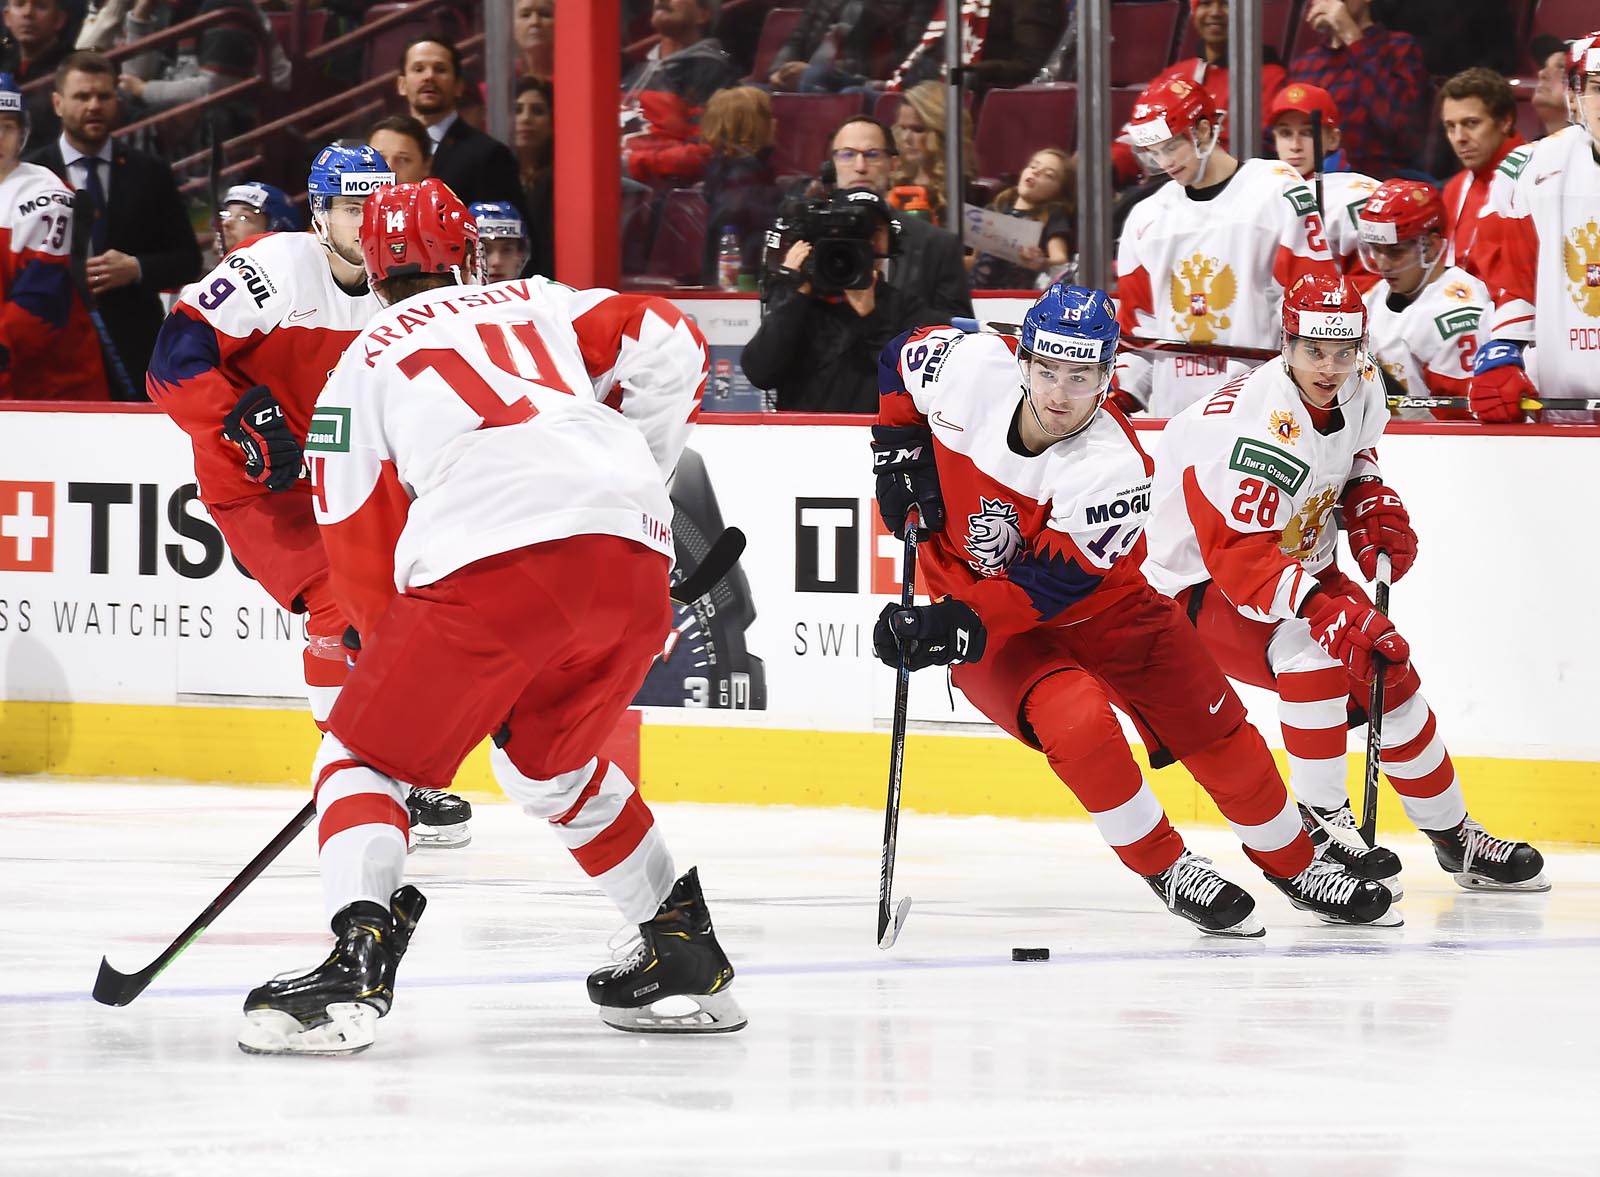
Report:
237,179,743,1055
1115,75,1339,416
1468,31,1600,415
871,284,1392,938
1267,83,1379,292
1356,179,1489,419
1144,273,1548,895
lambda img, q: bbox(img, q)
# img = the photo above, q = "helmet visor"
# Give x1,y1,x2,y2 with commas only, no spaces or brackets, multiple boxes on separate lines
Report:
1357,234,1428,280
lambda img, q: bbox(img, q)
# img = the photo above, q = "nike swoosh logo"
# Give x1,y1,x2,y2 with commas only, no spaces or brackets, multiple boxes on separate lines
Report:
1208,695,1226,714
930,411,964,431
1534,171,1561,186
286,309,318,323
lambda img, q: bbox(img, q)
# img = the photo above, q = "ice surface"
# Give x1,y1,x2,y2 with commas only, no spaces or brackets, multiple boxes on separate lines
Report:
3,781,1596,1176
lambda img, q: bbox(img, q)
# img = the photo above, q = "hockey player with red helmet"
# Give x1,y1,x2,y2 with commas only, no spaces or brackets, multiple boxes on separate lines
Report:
1469,31,1600,418
236,179,742,1055
1144,273,1548,901
1115,75,1339,417
872,284,1394,940
1357,179,1491,418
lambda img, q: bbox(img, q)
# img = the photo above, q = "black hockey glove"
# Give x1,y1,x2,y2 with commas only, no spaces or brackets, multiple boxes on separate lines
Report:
223,384,302,492
873,598,987,671
871,424,945,538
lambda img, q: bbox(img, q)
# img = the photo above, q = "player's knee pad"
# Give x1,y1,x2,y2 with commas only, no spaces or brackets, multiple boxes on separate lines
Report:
1024,672,1128,764
490,743,596,820
1266,617,1341,676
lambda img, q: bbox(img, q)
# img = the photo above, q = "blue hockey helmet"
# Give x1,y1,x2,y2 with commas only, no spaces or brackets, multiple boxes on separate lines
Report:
306,143,396,217
0,73,27,141
468,201,528,241
1017,284,1120,439
224,181,304,232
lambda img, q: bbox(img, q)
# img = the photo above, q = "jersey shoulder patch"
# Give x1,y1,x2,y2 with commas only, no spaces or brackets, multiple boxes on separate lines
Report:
1228,437,1310,496
1497,145,1532,182
1432,304,1481,339
1283,183,1320,218
305,405,352,453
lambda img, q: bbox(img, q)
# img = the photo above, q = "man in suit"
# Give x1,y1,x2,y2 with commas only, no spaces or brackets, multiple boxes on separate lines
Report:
829,115,972,322
28,50,201,398
397,36,524,217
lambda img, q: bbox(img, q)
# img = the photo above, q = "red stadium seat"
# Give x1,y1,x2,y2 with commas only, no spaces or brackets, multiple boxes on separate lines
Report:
645,188,710,285
770,92,867,177
1110,84,1144,135
974,84,1078,183
749,7,804,82
1109,1,1181,87
265,9,328,57
1530,0,1594,41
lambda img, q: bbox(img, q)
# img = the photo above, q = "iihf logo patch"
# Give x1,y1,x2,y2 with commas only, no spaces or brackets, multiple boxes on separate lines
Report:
963,497,1022,577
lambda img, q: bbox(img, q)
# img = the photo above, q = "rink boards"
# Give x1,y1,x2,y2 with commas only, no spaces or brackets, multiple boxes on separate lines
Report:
1,405,1597,844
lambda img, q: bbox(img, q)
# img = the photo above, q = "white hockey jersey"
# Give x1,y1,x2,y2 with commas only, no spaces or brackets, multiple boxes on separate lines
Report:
1364,265,1487,417
879,326,1154,639
310,278,708,634
1322,169,1381,277
1143,359,1387,622
1115,158,1338,417
1472,125,1600,396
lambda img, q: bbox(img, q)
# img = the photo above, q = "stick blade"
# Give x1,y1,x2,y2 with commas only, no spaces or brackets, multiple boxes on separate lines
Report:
92,956,148,1007
877,896,912,950
670,526,746,604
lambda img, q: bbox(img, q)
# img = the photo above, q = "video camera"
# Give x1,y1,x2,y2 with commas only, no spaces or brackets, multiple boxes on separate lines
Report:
764,188,900,297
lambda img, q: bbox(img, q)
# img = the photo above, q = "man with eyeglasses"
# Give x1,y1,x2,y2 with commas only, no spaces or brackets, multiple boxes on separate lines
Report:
829,115,971,322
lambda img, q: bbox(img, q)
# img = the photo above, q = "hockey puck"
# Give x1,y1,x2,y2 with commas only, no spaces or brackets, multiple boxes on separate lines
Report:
1011,947,1050,962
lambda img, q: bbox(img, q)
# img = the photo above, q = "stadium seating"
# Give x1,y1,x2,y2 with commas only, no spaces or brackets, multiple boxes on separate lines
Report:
749,8,804,83
770,91,867,177
1109,1,1182,87
974,84,1078,182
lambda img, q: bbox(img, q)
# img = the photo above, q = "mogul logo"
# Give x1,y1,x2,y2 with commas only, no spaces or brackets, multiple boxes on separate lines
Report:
1169,254,1236,345
1563,219,1600,318
0,481,54,572
340,171,395,195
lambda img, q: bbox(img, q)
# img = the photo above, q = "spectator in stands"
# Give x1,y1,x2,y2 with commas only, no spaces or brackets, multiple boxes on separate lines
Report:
73,0,125,53
1437,68,1524,278
118,0,290,135
28,50,202,397
3,0,73,149
887,81,975,227
968,147,1074,291
766,0,936,94
741,186,937,412
622,0,738,114
513,76,553,277
397,36,525,215
1529,36,1572,139
1110,0,1286,188
827,115,971,321
954,0,1064,94
698,84,778,285
1288,0,1430,179
514,0,552,83
368,114,432,185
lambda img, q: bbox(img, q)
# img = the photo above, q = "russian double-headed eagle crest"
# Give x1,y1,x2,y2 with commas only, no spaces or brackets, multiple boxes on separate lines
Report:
1170,253,1236,344
1268,410,1301,445
1279,487,1338,561
1564,219,1600,318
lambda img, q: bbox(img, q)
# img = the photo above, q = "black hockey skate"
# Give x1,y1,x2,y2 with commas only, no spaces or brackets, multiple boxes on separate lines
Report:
1300,802,1405,899
1143,850,1263,938
587,867,746,1034
1424,817,1549,892
238,885,427,1056
407,787,472,850
1264,858,1400,926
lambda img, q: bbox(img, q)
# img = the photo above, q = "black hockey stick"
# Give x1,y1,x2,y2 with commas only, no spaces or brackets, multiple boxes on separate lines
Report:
878,509,919,950
208,115,225,255
669,525,746,605
1311,108,1326,244
68,189,138,400
92,800,317,1006
1358,551,1392,848
1387,392,1597,413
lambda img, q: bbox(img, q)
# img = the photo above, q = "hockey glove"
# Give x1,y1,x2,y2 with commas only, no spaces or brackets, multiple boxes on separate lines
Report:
873,597,987,671
872,423,945,538
1302,591,1410,687
223,385,303,492
1467,341,1534,424
1340,479,1417,583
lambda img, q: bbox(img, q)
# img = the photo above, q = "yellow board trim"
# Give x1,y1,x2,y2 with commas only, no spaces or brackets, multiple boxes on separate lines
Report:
2,703,1595,845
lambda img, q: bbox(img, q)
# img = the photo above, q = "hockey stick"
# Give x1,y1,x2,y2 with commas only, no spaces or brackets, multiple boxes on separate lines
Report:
1358,550,1392,848
877,508,919,950
208,116,226,256
92,800,317,1006
669,526,746,605
1388,393,1598,413
68,189,138,400
1310,109,1326,248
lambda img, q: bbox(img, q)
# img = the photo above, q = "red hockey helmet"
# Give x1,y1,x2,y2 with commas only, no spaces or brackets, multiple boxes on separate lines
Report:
1126,76,1217,148
360,178,479,284
1282,273,1366,342
1356,179,1446,281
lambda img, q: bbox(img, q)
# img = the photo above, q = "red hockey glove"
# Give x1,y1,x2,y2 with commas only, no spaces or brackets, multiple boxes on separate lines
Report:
1340,480,1417,583
1467,341,1534,424
222,385,303,492
1302,592,1410,686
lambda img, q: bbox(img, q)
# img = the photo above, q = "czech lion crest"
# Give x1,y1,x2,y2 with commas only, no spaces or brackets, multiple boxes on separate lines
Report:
964,497,1022,576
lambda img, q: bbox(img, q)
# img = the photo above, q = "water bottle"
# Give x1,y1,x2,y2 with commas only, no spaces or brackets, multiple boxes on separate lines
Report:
716,226,741,291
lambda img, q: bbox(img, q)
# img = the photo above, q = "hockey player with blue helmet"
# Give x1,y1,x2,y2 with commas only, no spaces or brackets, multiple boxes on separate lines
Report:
869,282,1396,937
218,181,304,252
468,200,529,282
306,143,395,270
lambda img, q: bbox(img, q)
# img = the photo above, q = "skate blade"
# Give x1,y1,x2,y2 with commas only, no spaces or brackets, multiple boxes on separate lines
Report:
1451,870,1551,893
1192,912,1265,939
237,1002,379,1056
1306,904,1404,928
1378,876,1404,902
407,823,472,852
598,991,747,1035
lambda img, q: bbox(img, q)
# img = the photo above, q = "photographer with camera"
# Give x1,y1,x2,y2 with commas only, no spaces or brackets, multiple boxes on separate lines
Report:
741,185,939,412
